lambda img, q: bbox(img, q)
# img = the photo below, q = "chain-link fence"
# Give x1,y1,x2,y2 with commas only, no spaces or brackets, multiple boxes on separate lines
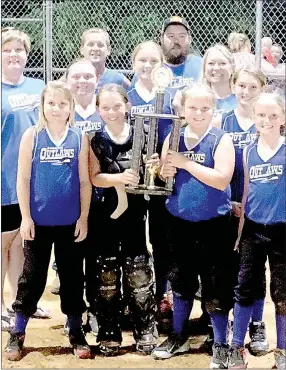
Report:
2,0,285,87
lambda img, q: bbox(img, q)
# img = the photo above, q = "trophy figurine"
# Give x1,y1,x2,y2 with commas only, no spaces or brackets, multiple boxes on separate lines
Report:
126,66,182,196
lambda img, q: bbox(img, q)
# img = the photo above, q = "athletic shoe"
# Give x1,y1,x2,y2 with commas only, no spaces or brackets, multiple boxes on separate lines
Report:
157,296,173,334
152,332,190,360
209,343,229,369
136,333,157,354
5,333,25,361
229,346,248,369
69,327,91,359
249,321,269,356
99,340,121,356
51,274,60,295
274,349,286,369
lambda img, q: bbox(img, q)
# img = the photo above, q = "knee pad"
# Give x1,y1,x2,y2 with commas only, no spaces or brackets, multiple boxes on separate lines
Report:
124,255,153,293
205,299,224,314
97,256,120,301
275,300,286,315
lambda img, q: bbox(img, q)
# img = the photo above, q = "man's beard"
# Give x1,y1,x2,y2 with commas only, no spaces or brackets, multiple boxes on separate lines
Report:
162,44,189,65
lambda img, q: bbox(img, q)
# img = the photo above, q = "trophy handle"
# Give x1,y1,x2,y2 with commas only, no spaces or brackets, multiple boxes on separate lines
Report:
165,118,181,191
130,116,144,173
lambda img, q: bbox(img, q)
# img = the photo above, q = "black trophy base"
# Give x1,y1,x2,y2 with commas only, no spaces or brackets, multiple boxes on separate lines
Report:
126,184,172,196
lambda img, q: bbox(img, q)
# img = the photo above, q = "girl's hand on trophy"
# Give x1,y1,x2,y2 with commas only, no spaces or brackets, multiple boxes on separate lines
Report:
166,150,188,169
121,169,140,186
161,163,177,179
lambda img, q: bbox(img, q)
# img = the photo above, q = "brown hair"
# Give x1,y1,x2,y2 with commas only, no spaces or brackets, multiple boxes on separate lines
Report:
232,66,266,88
81,28,110,49
2,28,31,54
96,83,128,107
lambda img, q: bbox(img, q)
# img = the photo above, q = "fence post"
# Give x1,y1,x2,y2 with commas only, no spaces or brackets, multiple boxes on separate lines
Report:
45,0,53,82
255,0,263,69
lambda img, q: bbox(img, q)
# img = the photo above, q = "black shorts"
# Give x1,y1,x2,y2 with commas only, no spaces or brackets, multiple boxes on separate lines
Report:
167,212,237,311
1,204,22,232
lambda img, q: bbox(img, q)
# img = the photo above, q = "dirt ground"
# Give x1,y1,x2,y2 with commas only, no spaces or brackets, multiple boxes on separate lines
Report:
2,260,278,369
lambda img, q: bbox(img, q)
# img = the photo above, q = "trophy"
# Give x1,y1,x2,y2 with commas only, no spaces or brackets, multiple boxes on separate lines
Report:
126,67,182,196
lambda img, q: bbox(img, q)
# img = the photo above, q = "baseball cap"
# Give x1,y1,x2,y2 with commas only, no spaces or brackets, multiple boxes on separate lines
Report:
162,16,190,34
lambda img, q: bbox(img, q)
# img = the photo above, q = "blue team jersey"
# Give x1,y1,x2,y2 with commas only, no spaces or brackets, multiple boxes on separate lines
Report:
245,139,285,225
127,86,174,148
166,54,203,91
131,54,203,94
166,126,231,221
30,126,82,226
221,110,257,202
74,110,103,135
215,94,237,117
1,77,45,206
96,68,126,93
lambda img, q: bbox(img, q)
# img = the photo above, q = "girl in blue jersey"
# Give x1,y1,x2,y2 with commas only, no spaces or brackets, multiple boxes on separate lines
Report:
128,41,174,332
80,28,131,92
152,84,236,370
221,67,269,357
5,81,92,361
66,59,103,135
89,84,158,356
1,28,48,332
229,93,286,370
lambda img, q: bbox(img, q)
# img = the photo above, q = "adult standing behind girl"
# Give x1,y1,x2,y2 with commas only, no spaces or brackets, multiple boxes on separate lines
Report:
5,81,92,361
1,28,48,332
80,28,131,92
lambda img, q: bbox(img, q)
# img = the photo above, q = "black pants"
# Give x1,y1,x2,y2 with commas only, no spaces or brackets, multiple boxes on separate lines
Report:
13,224,86,317
148,195,171,301
167,213,237,312
235,217,286,307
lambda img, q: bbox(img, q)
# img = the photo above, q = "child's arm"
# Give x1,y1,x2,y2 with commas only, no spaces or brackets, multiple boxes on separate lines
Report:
166,133,235,191
75,134,92,242
235,147,249,249
89,148,139,188
17,127,35,240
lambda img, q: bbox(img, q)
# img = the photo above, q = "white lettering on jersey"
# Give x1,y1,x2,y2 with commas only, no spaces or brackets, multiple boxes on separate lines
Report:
8,93,41,111
75,120,102,133
40,147,75,164
183,151,206,163
229,132,256,149
249,163,283,182
169,76,194,89
131,104,154,117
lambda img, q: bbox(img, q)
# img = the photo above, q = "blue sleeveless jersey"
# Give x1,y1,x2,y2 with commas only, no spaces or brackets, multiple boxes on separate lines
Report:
96,68,126,94
74,110,103,135
245,140,286,225
214,94,237,117
131,54,203,94
1,77,45,206
30,126,82,226
222,110,256,202
127,86,174,149
166,126,231,221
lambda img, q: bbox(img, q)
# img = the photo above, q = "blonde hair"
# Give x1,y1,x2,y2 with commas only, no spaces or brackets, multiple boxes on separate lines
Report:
96,83,128,107
228,32,251,53
131,41,164,65
254,92,285,136
232,66,266,88
81,28,110,49
181,83,215,108
1,28,31,54
271,44,283,56
36,81,75,132
200,44,234,87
